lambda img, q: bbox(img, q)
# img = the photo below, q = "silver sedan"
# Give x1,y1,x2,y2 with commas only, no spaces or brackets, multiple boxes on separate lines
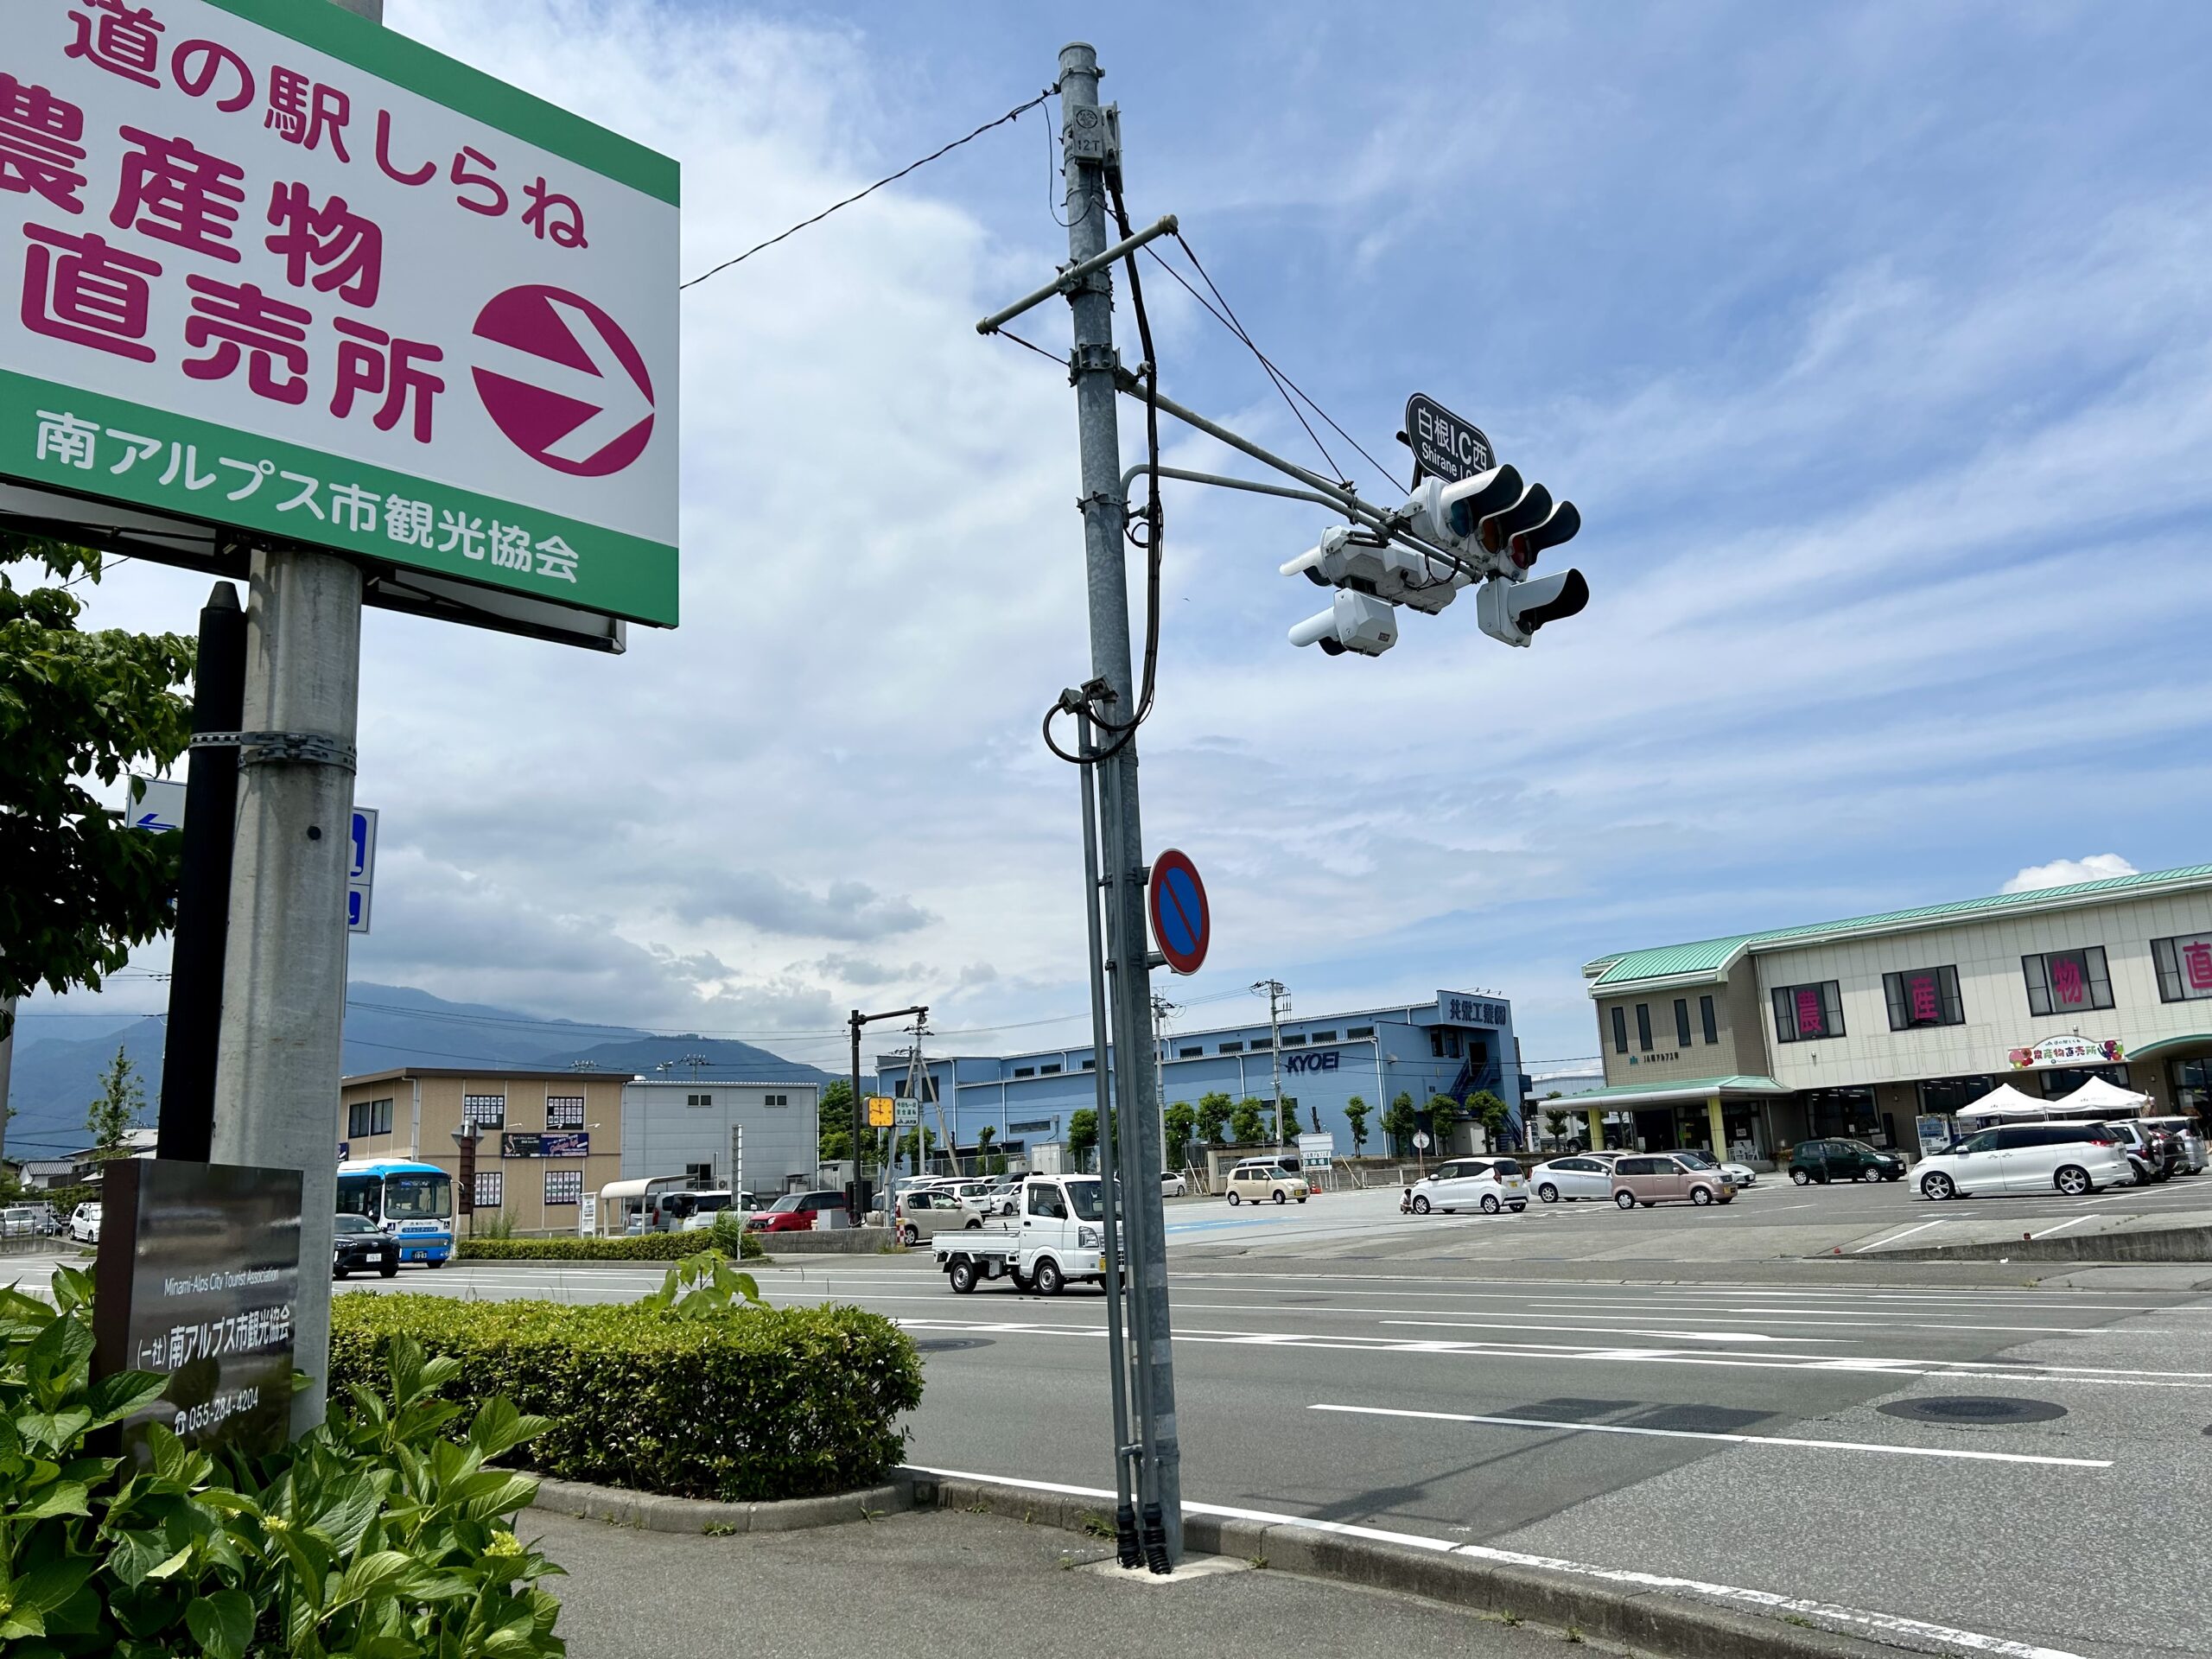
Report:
1529,1154,1618,1203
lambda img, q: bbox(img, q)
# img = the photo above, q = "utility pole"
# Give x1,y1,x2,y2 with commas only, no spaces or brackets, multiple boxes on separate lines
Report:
1150,992,1173,1170
1058,41,1181,1567
157,582,245,1163
1255,979,1287,1146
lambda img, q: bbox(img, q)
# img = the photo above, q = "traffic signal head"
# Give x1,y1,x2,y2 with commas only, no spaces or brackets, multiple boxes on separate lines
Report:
1403,467,1523,549
1476,481,1553,556
1288,590,1398,657
1505,499,1580,572
1476,569,1589,646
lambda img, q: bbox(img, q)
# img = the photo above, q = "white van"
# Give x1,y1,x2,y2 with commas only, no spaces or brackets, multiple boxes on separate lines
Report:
1915,1122,2132,1199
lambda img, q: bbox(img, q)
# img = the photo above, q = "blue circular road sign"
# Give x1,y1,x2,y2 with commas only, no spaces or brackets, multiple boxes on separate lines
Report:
1148,848,1210,976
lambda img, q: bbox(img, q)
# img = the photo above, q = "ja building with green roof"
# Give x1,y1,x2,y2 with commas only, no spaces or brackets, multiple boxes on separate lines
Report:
1573,862,2212,1166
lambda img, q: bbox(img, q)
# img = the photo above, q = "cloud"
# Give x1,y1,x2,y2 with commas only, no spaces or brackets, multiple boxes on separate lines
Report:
676,874,931,941
2002,856,2139,894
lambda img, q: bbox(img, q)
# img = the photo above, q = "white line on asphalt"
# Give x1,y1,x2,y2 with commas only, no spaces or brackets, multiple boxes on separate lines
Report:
2028,1217,2095,1240
1171,1270,2176,1304
1852,1218,1948,1254
1515,1300,2126,1334
906,1465,2088,1659
1306,1402,2113,1468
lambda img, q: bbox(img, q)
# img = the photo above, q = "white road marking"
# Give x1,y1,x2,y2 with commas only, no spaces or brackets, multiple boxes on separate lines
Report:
907,1464,2088,1659
1308,1402,2113,1467
1853,1218,1948,1253
2026,1217,2094,1239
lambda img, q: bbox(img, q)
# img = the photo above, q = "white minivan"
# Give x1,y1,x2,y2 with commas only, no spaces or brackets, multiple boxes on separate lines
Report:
1916,1122,2131,1200
1406,1158,1529,1215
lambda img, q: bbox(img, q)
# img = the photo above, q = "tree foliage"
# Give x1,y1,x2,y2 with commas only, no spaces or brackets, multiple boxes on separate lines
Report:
1228,1096,1268,1146
1065,1108,1097,1166
86,1043,145,1155
1193,1090,1233,1147
1,541,195,1037
1379,1092,1417,1154
1343,1095,1370,1153
1162,1101,1196,1160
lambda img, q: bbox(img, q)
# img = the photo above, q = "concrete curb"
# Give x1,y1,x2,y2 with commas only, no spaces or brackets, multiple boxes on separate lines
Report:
528,1473,911,1535
1865,1222,2212,1263
906,1471,1902,1659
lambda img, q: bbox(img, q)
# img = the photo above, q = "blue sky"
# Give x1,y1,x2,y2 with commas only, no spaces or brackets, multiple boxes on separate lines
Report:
17,0,2212,1078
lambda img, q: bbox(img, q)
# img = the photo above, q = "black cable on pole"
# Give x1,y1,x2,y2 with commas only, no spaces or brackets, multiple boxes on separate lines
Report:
680,86,1058,290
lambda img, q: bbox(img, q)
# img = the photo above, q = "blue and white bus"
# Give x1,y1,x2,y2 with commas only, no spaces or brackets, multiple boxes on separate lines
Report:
335,1158,454,1267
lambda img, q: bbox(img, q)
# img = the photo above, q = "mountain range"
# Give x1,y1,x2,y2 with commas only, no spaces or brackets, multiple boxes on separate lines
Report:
3,982,834,1164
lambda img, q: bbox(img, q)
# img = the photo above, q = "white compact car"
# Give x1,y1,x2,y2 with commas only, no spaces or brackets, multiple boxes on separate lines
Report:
68,1202,102,1244
1160,1171,1188,1198
1675,1149,1758,1187
1406,1157,1529,1215
1529,1154,1618,1203
1915,1122,2132,1200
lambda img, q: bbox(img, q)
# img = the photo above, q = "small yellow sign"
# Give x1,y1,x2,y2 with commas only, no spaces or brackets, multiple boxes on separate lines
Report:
866,1095,896,1128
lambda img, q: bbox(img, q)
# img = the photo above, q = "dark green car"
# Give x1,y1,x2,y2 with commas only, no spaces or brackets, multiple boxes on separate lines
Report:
1789,1139,1905,1185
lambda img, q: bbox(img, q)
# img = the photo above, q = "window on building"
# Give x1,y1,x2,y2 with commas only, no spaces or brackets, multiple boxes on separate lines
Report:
1673,999,1692,1049
1772,981,1846,1043
1346,1026,1375,1039
1311,1031,1337,1044
1179,1046,1202,1058
347,1097,393,1138
1429,1030,1444,1058
2022,946,2113,1015
1883,966,1965,1030
685,1092,712,1108
462,1094,505,1130
545,1096,585,1129
1917,1075,1994,1115
1251,1037,1274,1050
1008,1119,1051,1134
1611,1007,1628,1054
1079,1058,1094,1070
1635,1004,1653,1052
2152,935,2212,1002
764,1093,790,1108
1218,1041,1243,1053
1013,1066,1035,1078
472,1170,502,1209
1700,995,1718,1046
544,1169,582,1206
685,1161,714,1187
1041,1063,1062,1075
1281,1033,1306,1046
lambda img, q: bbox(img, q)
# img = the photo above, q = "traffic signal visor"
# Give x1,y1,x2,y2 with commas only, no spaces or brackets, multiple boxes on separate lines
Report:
1475,569,1588,646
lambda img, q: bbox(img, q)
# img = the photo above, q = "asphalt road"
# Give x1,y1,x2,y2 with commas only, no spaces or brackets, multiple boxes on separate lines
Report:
343,1219,2212,1659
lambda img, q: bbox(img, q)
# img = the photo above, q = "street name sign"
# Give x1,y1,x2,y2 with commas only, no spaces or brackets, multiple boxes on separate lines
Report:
92,1157,302,1464
1402,393,1493,485
2,0,680,632
1147,847,1211,976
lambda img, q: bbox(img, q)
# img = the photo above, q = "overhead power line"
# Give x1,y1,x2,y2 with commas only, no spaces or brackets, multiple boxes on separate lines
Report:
681,85,1058,290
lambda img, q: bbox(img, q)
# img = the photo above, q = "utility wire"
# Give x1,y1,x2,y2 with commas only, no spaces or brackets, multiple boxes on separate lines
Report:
681,86,1058,290
1148,234,1408,495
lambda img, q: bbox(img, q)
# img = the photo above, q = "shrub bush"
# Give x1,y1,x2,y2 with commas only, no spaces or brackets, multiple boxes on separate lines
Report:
459,1229,759,1262
0,1267,563,1658
328,1272,920,1503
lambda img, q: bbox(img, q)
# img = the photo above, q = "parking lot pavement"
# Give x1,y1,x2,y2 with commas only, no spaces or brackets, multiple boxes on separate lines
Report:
1158,1174,2212,1268
531,1504,1583,1659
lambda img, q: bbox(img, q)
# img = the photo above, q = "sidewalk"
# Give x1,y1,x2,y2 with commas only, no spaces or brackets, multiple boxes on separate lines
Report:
529,1507,1604,1657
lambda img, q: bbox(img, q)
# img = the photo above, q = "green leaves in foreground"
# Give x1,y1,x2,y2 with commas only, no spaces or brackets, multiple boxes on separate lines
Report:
0,1270,565,1657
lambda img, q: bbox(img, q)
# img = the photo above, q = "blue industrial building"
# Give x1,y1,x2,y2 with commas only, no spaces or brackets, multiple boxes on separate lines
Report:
874,989,1522,1166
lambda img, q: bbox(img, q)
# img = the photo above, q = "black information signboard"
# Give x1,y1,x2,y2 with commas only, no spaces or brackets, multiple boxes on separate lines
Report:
92,1159,303,1463
1402,392,1496,485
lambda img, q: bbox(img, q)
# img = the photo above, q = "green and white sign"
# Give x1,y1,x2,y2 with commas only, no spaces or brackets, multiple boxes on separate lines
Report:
2,0,679,626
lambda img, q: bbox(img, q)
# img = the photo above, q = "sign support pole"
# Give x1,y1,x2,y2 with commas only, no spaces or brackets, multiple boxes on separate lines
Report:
156,582,245,1164
1058,41,1181,1568
211,544,361,1435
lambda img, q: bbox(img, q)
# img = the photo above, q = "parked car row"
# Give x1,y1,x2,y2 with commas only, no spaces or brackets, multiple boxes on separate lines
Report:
1916,1117,2205,1200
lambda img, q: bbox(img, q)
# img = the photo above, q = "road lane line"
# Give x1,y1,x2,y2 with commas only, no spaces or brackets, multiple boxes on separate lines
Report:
906,1464,2088,1659
1307,1402,2113,1467
2027,1217,2094,1239
1853,1218,1947,1253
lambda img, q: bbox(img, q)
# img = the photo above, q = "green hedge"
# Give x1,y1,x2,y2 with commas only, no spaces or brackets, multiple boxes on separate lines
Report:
458,1230,760,1261
330,1292,922,1503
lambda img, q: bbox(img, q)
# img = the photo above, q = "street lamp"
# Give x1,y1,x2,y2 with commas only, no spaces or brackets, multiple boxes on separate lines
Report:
451,1121,481,1238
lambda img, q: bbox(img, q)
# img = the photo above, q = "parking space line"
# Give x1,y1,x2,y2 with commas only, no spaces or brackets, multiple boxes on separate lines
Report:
907,1465,2088,1659
1852,1218,1948,1253
1308,1402,2113,1468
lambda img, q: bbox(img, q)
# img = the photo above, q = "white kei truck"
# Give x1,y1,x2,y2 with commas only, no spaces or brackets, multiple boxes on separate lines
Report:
932,1173,1109,1295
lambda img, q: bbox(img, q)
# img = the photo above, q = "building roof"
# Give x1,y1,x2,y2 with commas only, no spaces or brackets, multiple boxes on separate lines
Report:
1585,862,2212,995
341,1067,637,1086
1567,1075,1792,1109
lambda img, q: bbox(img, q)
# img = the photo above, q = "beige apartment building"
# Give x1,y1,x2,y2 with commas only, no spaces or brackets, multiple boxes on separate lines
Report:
1574,862,2212,1165
338,1067,632,1235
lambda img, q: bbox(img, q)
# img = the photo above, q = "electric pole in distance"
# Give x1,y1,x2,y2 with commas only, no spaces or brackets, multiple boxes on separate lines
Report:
1255,979,1287,1146
1058,41,1183,1567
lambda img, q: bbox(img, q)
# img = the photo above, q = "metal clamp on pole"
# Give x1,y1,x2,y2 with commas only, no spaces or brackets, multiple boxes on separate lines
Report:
189,729,359,771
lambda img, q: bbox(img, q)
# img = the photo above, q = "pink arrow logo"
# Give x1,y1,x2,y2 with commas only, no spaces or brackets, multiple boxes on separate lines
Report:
471,284,655,477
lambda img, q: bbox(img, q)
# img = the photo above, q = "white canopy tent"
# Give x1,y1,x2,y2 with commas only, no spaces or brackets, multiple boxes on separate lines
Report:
1955,1083,2056,1121
2054,1075,2151,1115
